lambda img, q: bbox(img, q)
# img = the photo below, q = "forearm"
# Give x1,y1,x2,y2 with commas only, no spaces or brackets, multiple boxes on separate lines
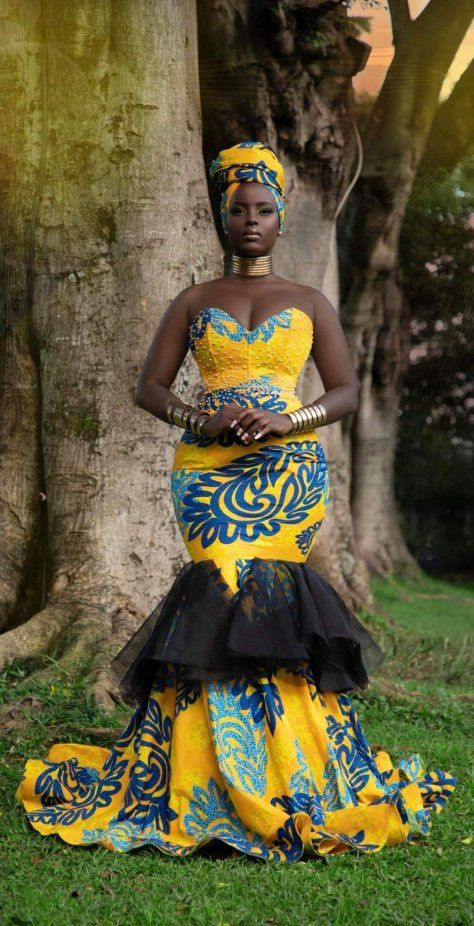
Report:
136,380,209,436
305,383,360,425
135,380,188,425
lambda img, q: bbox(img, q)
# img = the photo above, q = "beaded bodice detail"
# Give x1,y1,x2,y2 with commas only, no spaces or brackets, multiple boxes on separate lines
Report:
188,306,313,404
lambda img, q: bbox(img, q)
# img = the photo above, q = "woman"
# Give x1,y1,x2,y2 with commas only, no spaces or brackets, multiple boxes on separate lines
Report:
15,141,456,860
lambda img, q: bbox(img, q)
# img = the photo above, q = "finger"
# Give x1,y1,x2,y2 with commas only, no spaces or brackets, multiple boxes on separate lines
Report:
229,405,264,424
229,411,251,429
248,419,268,436
237,420,260,442
231,409,265,432
252,423,271,440
242,420,270,442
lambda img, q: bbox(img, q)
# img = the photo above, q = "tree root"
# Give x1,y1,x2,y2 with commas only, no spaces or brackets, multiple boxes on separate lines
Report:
362,541,422,580
0,598,145,713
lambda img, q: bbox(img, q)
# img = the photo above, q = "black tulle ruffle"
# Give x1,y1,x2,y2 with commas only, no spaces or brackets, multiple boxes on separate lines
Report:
111,557,385,707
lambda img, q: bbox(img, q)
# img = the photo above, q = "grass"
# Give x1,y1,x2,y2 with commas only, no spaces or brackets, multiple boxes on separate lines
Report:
0,573,472,926
371,572,474,639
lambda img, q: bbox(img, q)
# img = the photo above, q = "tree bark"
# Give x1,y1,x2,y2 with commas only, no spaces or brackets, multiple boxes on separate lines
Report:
197,0,375,609
0,3,45,632
338,0,473,575
0,0,221,708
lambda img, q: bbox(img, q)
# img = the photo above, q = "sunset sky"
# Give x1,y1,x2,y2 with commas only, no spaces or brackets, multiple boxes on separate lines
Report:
349,0,474,99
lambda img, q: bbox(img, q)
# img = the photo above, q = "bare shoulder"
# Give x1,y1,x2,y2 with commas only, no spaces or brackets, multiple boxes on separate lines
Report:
286,283,336,325
298,287,341,333
161,281,207,327
305,286,337,317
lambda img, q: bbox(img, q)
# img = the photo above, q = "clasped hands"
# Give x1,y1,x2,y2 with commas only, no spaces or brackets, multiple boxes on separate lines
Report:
200,402,292,444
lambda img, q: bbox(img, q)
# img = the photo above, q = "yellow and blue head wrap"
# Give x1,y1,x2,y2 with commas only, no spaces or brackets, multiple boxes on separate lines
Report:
209,140,286,233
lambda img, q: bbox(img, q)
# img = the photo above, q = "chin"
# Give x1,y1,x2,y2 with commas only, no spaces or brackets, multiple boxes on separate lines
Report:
240,240,266,252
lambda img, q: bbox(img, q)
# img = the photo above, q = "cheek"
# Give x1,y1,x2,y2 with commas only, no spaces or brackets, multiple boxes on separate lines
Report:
263,216,280,238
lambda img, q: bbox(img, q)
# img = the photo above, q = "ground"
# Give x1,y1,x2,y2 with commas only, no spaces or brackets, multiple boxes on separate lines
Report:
0,572,472,926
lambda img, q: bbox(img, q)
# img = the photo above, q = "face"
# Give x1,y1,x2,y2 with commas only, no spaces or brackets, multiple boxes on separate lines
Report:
226,182,280,255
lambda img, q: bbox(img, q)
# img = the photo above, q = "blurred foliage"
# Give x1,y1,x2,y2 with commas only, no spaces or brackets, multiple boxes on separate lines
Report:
349,88,473,575
396,154,474,574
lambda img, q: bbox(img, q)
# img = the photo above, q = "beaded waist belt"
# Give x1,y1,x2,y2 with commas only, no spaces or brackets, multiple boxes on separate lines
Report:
199,381,297,399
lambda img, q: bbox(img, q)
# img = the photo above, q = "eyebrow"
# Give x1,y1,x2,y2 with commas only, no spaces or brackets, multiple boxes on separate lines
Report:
231,201,275,206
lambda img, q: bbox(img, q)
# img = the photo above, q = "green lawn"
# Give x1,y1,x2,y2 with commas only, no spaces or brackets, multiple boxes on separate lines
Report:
371,573,474,639
1,573,472,926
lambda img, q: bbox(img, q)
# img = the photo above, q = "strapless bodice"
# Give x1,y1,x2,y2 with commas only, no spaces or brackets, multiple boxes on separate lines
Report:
188,306,313,403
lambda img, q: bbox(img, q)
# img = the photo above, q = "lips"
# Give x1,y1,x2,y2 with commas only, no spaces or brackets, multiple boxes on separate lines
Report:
243,232,260,238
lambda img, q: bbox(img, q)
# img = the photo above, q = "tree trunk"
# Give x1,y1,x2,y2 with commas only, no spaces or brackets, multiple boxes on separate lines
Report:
0,3,45,632
0,0,221,708
197,0,375,609
338,0,473,575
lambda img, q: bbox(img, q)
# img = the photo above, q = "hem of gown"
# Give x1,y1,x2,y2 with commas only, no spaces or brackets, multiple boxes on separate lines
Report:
15,667,457,862
15,746,457,861
110,556,386,708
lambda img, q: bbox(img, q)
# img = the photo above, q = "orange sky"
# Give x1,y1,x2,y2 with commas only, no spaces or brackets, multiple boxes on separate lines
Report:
349,0,474,99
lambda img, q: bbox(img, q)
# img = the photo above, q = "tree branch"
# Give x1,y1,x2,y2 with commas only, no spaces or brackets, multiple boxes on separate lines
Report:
387,0,411,46
416,0,473,36
417,57,474,186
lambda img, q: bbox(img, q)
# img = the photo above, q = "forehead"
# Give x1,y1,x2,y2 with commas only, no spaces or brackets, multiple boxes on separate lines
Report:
229,182,274,206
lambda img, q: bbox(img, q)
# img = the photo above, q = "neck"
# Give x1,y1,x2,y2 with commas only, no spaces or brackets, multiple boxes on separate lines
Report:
231,253,273,277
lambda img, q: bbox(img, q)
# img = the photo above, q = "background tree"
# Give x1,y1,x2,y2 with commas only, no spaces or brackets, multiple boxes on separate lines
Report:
1,0,470,710
338,0,473,575
0,0,220,708
396,154,473,575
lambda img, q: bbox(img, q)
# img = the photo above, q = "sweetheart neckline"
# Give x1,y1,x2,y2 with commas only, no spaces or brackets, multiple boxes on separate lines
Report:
188,305,313,335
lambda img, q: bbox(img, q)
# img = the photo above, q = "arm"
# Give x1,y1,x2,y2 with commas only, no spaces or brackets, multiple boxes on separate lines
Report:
136,290,263,442
308,289,360,423
219,290,361,445
135,288,193,422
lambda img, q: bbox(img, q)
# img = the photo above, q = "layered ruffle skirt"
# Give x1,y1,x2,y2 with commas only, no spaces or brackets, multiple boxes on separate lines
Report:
15,557,457,859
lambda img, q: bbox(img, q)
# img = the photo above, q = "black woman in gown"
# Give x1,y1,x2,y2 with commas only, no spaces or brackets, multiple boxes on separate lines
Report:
15,141,457,860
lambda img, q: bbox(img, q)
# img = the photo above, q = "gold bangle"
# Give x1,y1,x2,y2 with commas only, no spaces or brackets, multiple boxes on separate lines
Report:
305,405,322,427
184,407,197,429
285,412,294,433
188,410,203,432
305,403,325,427
170,405,182,426
171,405,183,426
195,411,211,435
316,402,328,425
287,411,298,433
287,411,301,433
286,401,328,434
299,406,316,429
292,408,305,432
297,410,307,432
184,409,210,435
166,397,176,423
183,411,194,429
172,404,191,427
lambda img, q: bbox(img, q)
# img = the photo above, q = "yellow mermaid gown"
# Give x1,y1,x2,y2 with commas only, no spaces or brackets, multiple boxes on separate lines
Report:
15,305,456,859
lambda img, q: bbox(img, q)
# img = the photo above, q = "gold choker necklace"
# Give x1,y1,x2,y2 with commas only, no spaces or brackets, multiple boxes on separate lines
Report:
231,254,273,276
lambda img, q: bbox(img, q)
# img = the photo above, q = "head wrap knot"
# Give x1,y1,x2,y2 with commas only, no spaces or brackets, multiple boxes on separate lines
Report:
208,140,286,233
